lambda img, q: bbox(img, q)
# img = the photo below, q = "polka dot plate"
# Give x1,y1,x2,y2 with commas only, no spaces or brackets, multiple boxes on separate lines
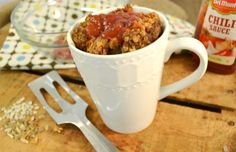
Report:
0,0,195,70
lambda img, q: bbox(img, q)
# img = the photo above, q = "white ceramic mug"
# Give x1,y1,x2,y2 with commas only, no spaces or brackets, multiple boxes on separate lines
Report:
67,6,208,134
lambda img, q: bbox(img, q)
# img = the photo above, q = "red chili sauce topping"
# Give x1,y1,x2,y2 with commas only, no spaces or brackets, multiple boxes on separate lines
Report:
86,11,141,43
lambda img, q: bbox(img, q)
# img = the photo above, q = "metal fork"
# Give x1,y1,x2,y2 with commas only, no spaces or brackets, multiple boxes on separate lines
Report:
28,71,119,152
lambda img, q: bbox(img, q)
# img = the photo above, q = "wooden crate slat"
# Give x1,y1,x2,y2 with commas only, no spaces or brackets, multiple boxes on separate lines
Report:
162,55,236,110
0,71,235,152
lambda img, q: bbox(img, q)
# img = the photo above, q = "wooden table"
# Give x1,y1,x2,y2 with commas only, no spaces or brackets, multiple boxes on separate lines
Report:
0,2,236,152
1,54,236,152
0,57,236,152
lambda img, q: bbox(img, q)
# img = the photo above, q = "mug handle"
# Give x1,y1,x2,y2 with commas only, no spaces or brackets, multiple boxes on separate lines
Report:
159,37,208,100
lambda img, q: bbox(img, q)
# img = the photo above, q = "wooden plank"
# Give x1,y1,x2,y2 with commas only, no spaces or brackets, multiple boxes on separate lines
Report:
1,28,235,110
26,54,236,110
162,54,236,110
58,54,236,110
2,24,234,110
0,23,10,47
0,71,236,152
0,0,20,28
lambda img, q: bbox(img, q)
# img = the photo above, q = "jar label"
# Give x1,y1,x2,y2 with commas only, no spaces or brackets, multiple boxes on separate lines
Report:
199,0,236,65
212,0,236,14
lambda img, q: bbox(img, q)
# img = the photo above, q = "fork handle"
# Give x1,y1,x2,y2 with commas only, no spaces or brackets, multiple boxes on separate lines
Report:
74,120,119,152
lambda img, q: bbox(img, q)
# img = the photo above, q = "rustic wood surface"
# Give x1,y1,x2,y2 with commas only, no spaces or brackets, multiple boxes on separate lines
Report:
0,22,235,110
0,2,236,151
29,55,236,111
1,24,235,110
162,54,236,110
0,71,236,152
0,23,10,47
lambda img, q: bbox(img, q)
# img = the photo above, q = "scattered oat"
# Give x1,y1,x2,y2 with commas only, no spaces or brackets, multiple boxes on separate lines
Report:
223,145,229,152
20,138,29,144
31,136,38,144
7,133,14,139
0,97,40,144
38,127,44,133
44,125,49,131
34,105,39,110
53,126,63,133
31,116,35,121
0,97,63,144
16,97,25,104
38,115,45,119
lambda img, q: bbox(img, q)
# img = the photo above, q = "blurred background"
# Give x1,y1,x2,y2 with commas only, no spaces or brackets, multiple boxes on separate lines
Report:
0,0,202,29
172,0,202,24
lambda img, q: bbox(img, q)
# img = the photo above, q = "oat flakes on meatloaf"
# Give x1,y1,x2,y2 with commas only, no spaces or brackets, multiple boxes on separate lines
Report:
72,5,162,55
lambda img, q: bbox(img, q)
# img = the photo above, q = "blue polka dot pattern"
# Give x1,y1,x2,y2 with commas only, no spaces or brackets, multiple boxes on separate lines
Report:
0,0,194,70
3,44,10,49
16,55,26,61
33,19,40,25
